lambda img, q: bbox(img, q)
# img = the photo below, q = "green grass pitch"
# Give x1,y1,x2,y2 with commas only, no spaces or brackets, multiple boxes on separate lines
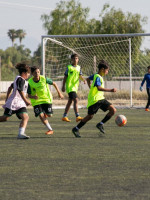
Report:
0,108,150,200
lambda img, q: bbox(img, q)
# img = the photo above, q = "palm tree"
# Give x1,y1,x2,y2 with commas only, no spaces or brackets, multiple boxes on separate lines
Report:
7,29,17,47
16,29,26,45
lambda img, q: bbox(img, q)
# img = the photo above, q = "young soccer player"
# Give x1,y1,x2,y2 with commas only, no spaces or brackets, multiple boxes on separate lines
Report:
140,65,150,111
62,53,86,122
0,63,31,139
72,60,117,137
28,66,64,135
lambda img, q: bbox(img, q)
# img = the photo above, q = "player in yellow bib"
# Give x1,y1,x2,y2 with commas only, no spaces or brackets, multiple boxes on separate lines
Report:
28,66,64,135
72,60,117,137
62,54,86,122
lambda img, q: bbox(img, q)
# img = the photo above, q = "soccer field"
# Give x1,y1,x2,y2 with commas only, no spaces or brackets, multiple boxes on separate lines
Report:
0,108,150,200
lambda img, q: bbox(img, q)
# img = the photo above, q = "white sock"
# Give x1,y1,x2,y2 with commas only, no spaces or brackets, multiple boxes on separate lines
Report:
18,127,25,135
45,122,52,130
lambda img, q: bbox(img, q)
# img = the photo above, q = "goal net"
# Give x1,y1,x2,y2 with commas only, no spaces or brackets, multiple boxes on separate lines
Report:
41,33,150,108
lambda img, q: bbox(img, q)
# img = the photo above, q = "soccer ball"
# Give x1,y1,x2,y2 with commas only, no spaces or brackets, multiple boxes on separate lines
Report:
115,115,127,127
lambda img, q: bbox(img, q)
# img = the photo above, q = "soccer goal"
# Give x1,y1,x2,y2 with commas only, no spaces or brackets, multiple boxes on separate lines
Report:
41,33,150,108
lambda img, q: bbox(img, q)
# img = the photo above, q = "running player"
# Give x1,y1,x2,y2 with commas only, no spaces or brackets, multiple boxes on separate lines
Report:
0,63,31,139
62,53,86,122
72,60,117,137
28,66,63,135
140,65,150,111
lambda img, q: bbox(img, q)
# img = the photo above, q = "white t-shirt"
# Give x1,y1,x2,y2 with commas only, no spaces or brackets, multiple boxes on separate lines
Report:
3,76,28,110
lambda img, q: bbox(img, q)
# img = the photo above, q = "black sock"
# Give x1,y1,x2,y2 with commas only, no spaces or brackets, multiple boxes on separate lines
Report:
77,121,86,129
101,114,111,124
76,112,79,117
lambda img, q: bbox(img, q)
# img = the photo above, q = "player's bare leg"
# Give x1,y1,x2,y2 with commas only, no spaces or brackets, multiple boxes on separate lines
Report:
18,113,30,139
73,98,83,122
39,113,53,135
62,98,72,122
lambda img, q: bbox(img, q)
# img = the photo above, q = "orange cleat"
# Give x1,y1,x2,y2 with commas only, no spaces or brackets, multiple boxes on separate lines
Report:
45,130,54,135
76,116,83,122
145,108,149,111
62,117,71,122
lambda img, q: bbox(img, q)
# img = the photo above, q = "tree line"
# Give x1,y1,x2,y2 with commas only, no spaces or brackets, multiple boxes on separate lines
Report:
0,0,149,80
7,29,26,46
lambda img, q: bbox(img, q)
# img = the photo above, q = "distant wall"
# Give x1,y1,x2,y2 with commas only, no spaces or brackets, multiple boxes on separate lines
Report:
0,81,13,93
0,80,145,93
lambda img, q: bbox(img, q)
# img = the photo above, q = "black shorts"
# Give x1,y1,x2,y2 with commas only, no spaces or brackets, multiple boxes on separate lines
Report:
68,91,77,99
33,104,53,117
4,107,28,119
88,99,111,115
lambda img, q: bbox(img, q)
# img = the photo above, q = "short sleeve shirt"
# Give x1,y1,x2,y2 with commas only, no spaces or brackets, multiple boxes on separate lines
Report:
27,77,53,94
88,74,101,87
64,66,83,76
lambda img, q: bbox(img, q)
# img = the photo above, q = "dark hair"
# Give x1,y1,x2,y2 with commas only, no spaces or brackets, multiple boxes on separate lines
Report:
71,53,78,59
31,66,40,74
15,63,30,74
147,66,150,69
98,60,109,70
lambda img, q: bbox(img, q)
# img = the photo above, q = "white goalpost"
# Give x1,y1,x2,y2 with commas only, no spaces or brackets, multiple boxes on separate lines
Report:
41,33,150,108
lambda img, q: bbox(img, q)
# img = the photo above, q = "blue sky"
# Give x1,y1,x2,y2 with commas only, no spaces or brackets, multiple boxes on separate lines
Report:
0,0,150,55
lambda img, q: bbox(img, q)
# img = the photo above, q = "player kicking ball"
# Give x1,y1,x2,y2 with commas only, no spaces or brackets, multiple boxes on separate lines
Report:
72,60,117,137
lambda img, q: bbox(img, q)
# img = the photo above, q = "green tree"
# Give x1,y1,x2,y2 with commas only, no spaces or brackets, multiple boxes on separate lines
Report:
39,1,148,77
7,29,17,47
32,44,41,66
41,1,147,36
0,45,32,80
41,0,90,35
16,29,26,44
96,4,147,34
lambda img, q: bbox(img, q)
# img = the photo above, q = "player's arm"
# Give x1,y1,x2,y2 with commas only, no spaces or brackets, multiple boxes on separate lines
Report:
27,84,38,99
97,86,116,92
16,77,30,106
62,75,67,92
96,77,116,92
46,77,64,99
140,74,146,91
141,75,146,87
86,77,91,89
62,67,68,92
79,75,86,84
79,68,86,84
141,79,145,87
87,74,94,89
5,83,13,102
19,90,31,106
53,82,64,99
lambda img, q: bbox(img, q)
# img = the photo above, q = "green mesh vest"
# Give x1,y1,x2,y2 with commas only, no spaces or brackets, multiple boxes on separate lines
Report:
66,65,80,93
87,74,105,108
28,75,53,106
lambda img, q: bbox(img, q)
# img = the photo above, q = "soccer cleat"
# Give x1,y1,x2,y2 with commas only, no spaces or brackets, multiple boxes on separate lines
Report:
145,108,149,111
76,116,83,122
62,117,71,122
72,127,81,138
45,130,54,135
17,134,30,139
96,123,105,134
